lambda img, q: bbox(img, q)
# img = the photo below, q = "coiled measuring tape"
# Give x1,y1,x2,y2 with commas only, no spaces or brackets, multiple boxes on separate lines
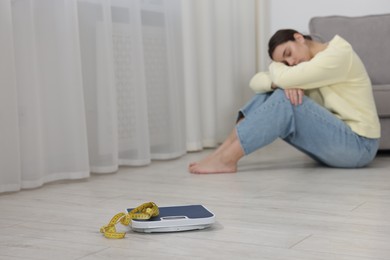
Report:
100,202,159,239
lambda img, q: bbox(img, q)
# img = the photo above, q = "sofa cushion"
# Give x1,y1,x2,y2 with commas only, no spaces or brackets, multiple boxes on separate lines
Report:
309,14,390,85
373,85,390,117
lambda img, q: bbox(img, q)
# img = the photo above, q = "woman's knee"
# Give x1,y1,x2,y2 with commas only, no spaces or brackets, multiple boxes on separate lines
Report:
272,88,285,97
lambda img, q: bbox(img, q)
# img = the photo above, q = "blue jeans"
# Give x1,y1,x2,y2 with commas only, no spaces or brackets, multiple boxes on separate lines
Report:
236,89,379,168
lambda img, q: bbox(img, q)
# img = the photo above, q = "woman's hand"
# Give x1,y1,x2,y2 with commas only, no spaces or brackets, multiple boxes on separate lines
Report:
284,88,304,106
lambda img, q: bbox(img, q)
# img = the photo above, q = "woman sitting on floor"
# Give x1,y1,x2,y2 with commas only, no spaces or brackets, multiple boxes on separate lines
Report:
189,29,381,174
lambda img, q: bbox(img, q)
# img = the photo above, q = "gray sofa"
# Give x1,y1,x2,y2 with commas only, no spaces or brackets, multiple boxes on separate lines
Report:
309,14,390,150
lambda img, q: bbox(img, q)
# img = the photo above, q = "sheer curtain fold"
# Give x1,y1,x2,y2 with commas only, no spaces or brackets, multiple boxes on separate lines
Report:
0,0,21,192
2,0,90,193
1,0,257,193
184,0,257,150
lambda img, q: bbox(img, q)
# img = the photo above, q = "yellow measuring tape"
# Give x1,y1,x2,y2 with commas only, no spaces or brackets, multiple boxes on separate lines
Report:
100,202,159,239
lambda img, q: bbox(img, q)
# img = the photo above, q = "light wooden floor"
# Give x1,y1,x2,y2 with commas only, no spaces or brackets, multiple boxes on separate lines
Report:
1,140,390,260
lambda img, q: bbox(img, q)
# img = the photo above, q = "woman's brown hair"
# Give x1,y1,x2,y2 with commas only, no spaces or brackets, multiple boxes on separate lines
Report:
268,29,312,59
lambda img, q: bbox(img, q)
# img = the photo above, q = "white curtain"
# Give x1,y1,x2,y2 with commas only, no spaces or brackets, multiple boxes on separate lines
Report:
0,0,257,193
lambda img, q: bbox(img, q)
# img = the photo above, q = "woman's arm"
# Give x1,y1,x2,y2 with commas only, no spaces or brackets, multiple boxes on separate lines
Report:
250,72,304,106
269,39,352,90
249,72,274,93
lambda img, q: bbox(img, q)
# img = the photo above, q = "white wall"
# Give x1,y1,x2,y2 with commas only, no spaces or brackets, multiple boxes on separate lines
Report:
269,0,390,35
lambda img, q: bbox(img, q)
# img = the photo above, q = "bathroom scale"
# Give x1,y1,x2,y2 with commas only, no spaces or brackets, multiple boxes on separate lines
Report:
126,205,216,233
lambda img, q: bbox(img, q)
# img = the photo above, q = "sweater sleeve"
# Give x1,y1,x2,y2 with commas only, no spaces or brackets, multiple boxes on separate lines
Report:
249,71,273,93
269,37,352,90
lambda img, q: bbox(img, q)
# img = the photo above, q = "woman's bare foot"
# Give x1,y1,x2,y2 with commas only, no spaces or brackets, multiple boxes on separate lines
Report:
189,150,219,168
189,138,244,174
189,152,237,174
188,125,242,171
189,121,245,174
189,162,196,167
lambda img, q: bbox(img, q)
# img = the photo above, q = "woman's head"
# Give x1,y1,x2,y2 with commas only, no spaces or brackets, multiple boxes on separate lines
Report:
268,29,313,66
